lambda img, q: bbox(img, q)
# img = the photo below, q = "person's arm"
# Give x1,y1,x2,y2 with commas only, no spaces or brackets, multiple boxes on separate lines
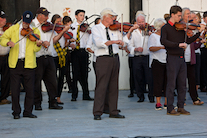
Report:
86,34,94,53
0,25,13,47
53,26,70,44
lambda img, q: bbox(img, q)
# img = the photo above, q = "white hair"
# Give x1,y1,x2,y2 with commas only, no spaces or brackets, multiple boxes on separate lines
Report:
136,14,145,22
154,18,166,30
182,7,190,17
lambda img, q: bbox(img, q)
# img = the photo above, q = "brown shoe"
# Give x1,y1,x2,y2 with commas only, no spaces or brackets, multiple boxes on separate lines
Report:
177,108,190,115
0,99,11,105
193,100,204,105
167,109,180,116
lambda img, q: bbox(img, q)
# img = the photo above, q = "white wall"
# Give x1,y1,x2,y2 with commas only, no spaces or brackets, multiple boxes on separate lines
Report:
40,0,130,91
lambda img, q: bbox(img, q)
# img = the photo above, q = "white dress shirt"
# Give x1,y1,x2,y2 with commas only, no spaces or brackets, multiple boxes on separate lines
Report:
184,44,191,62
86,34,96,62
69,21,90,48
0,28,10,55
33,18,57,57
128,29,149,56
148,33,166,67
91,22,129,57
18,23,27,59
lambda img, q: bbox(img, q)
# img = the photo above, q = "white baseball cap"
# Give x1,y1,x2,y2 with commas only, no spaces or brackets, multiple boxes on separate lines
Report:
100,8,118,17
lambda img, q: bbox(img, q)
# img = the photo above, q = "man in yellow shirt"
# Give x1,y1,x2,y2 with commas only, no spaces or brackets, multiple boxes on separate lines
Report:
0,11,43,119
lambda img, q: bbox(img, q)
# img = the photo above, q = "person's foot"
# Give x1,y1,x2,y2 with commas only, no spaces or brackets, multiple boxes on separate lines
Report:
137,97,145,102
149,97,155,103
23,114,37,118
13,114,20,119
193,100,204,105
128,93,134,98
68,89,73,93
49,103,63,109
177,108,190,115
35,104,42,110
167,109,180,116
83,97,94,101
103,109,121,114
109,114,125,118
71,98,77,101
0,99,11,105
155,103,162,110
94,115,101,120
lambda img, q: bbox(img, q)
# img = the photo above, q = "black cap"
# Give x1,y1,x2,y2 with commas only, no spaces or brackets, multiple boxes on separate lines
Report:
36,7,50,16
0,10,7,18
203,11,207,18
22,11,33,23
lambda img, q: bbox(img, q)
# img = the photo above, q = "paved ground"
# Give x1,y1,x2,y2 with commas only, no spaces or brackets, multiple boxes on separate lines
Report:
0,90,207,138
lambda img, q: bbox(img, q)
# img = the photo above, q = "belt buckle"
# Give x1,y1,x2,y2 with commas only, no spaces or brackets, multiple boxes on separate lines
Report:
44,55,47,58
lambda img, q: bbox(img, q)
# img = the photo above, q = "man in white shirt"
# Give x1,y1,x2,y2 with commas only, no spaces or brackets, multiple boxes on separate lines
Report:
128,14,154,103
92,8,137,120
69,9,93,101
0,10,11,105
33,7,69,110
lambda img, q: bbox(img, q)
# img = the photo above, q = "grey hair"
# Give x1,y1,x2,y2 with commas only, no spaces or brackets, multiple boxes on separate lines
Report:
101,14,109,20
154,18,166,30
182,7,190,17
136,14,145,22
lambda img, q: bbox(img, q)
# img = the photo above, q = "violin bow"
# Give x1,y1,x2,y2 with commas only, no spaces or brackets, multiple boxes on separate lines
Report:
184,17,189,43
121,14,124,56
141,14,150,48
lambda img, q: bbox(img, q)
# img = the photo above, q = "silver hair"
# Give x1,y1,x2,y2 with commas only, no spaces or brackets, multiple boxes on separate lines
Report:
154,18,166,30
182,7,190,17
101,14,109,20
136,14,145,22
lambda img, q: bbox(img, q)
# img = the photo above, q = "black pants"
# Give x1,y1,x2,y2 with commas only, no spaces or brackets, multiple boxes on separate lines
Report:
93,55,120,116
128,57,135,94
66,50,73,91
200,48,207,89
10,60,35,115
186,63,199,102
195,53,200,85
133,55,153,99
0,55,10,101
71,49,90,99
34,56,57,106
166,55,186,112
151,59,166,97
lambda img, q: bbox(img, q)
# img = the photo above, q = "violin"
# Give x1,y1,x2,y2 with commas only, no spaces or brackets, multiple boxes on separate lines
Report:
3,22,12,31
109,21,133,32
174,22,202,31
80,23,91,34
41,22,64,33
21,27,48,48
140,23,156,32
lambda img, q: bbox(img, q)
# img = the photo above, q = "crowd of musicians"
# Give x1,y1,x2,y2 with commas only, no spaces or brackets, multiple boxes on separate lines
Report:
0,5,206,120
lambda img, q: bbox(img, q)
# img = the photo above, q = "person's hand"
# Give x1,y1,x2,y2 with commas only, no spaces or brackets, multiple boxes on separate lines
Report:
199,24,206,32
36,40,43,47
115,40,124,46
69,38,76,42
87,48,94,53
7,41,15,47
62,25,70,32
128,24,139,33
201,39,206,43
179,43,187,49
70,43,76,49
134,47,143,52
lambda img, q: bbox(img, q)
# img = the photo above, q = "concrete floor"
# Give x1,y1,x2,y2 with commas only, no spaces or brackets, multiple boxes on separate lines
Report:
0,90,207,138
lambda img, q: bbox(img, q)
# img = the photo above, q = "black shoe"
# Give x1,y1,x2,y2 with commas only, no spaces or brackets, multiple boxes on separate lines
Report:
35,104,42,110
103,109,121,114
109,114,125,118
68,89,73,93
118,109,121,112
49,103,63,109
71,98,77,101
94,115,101,120
13,114,20,119
57,102,64,105
23,114,37,118
83,97,94,101
137,97,145,102
128,93,134,98
149,97,155,103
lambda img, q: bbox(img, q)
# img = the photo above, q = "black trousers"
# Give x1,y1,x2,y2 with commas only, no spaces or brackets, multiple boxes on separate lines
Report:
128,57,135,94
200,48,207,89
66,50,73,91
71,49,90,99
186,63,199,102
53,54,68,97
0,55,10,101
93,55,120,116
10,60,35,115
133,55,153,99
151,59,167,97
34,56,57,105
195,53,200,85
166,55,186,112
